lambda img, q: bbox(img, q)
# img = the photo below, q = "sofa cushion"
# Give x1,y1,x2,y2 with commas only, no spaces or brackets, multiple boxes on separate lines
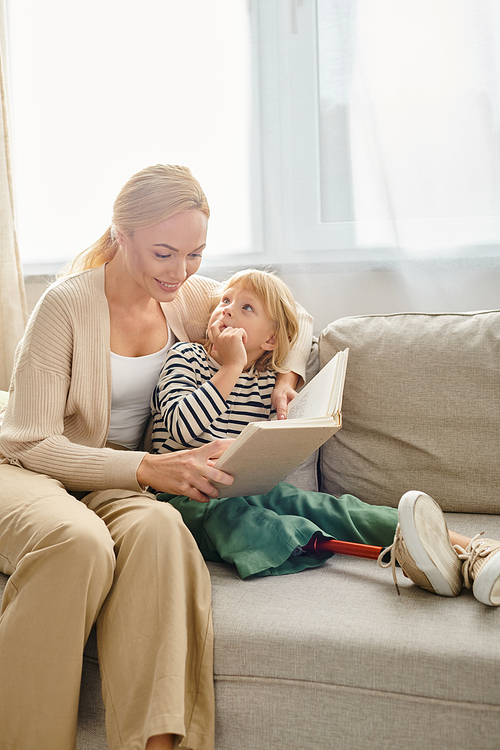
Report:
319,311,500,513
2,507,500,750
210,509,500,750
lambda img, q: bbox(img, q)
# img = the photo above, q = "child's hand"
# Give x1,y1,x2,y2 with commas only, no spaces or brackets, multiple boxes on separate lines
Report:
209,319,248,371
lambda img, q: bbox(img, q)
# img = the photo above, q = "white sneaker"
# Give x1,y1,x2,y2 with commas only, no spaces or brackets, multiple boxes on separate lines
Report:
378,491,463,597
455,535,500,606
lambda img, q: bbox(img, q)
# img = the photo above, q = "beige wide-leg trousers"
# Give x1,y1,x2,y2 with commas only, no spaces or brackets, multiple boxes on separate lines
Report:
0,464,214,750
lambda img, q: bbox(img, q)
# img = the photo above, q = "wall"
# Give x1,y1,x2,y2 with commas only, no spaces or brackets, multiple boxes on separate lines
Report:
24,275,51,316
199,257,500,334
280,260,500,333
24,257,500,335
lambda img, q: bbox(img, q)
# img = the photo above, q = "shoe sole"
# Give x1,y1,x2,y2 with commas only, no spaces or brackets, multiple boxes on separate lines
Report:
398,491,462,597
473,550,500,606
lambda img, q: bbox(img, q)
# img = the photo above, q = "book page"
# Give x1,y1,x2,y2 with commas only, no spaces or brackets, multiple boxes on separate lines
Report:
329,348,349,415
287,349,348,421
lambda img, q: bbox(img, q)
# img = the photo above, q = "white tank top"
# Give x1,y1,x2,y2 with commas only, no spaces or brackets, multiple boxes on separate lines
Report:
107,329,175,450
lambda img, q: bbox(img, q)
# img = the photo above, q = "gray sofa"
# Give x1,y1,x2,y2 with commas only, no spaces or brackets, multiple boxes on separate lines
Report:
2,309,500,749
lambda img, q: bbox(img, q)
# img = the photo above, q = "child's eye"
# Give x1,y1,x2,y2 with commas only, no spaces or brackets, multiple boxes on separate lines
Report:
221,297,230,304
243,304,254,312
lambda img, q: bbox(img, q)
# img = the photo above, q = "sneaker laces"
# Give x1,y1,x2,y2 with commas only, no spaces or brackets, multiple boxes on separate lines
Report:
377,524,401,595
454,532,486,589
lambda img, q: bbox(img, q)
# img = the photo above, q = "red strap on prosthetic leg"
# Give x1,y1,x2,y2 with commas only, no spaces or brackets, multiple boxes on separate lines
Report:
304,536,384,560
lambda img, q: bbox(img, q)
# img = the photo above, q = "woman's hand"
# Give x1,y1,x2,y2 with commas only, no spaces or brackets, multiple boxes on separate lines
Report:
272,371,299,420
137,439,234,503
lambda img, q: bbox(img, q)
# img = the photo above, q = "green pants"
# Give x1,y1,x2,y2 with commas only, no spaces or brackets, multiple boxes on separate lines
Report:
157,482,398,579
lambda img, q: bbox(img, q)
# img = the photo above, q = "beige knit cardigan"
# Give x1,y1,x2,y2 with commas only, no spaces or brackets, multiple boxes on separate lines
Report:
0,265,312,493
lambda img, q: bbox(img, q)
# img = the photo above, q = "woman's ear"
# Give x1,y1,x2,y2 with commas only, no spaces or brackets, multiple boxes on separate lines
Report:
260,333,277,352
115,226,125,245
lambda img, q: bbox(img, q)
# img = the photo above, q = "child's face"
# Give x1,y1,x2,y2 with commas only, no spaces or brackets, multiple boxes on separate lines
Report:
208,283,276,364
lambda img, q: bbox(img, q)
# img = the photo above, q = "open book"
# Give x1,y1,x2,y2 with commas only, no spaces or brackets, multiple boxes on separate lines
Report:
213,349,349,497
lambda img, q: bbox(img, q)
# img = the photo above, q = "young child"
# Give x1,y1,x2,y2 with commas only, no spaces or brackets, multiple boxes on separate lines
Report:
151,269,500,605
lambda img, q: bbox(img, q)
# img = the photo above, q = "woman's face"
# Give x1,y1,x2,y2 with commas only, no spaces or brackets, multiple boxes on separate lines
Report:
115,209,208,302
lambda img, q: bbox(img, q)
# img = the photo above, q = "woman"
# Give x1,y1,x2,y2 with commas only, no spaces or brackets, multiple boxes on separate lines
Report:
0,165,313,750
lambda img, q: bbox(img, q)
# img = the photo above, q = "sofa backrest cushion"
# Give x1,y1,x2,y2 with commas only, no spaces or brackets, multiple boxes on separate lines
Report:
318,311,500,514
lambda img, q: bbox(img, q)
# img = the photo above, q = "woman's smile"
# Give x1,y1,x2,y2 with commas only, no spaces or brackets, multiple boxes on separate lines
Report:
155,279,183,291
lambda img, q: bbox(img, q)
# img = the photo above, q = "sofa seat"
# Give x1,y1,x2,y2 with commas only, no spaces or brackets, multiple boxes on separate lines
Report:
209,511,500,750
2,510,496,750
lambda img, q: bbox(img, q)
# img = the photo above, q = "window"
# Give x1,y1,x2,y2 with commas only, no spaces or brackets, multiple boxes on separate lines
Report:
6,0,257,273
255,0,500,260
8,0,500,273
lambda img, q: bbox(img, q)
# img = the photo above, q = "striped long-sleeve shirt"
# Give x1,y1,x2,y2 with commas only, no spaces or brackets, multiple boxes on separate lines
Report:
151,342,277,453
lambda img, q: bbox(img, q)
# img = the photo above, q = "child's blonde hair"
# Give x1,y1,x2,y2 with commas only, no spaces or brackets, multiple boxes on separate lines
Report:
206,269,299,372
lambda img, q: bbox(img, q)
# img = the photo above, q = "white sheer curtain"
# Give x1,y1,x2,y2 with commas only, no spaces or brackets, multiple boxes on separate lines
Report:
0,0,26,390
317,0,500,256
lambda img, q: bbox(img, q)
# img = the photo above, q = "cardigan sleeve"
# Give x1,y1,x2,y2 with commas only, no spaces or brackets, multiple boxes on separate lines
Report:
165,274,314,384
0,274,147,492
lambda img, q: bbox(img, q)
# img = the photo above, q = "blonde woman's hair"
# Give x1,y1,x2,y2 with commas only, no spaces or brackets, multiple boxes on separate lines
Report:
60,164,209,276
206,269,299,373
